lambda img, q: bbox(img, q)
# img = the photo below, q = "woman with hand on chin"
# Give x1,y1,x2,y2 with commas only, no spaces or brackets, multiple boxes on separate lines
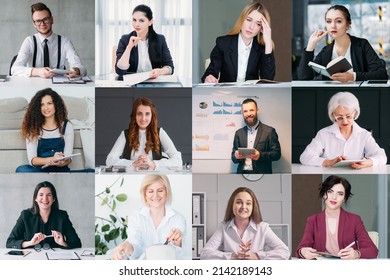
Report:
115,4,174,78
112,175,186,260
300,91,387,169
106,98,182,171
298,5,388,82
6,181,81,250
202,2,275,83
296,176,378,259
200,187,290,260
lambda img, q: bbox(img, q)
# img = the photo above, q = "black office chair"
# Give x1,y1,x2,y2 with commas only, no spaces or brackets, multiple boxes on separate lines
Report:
9,55,18,76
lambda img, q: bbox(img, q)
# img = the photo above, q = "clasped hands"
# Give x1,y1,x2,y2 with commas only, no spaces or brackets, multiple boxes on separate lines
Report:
231,240,259,260
322,155,373,169
132,155,156,170
47,152,69,167
235,149,260,161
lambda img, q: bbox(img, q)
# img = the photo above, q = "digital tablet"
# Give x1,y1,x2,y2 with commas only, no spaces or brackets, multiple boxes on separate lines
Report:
41,153,81,169
316,251,340,258
238,148,255,157
49,69,76,75
6,250,31,257
333,160,364,167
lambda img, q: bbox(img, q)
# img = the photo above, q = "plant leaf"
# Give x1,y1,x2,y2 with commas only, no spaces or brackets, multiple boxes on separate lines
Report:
112,200,117,211
116,194,127,202
101,224,110,232
101,197,108,206
110,214,117,223
105,187,110,194
120,177,124,187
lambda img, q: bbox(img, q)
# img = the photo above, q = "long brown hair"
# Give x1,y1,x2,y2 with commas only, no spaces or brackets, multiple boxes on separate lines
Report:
21,88,68,141
227,2,272,46
31,181,59,215
128,98,160,155
224,187,262,224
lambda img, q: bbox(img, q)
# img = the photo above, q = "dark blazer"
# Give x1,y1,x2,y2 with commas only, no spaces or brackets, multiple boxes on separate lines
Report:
202,35,275,83
115,31,174,76
296,208,378,259
6,209,82,249
298,35,388,81
231,122,281,174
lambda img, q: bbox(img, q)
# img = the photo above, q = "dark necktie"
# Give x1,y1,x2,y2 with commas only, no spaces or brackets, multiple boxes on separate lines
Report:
43,39,50,67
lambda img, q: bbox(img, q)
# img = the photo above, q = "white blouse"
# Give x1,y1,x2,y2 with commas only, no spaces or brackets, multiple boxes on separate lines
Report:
200,219,290,260
106,127,182,169
300,122,387,167
127,206,187,260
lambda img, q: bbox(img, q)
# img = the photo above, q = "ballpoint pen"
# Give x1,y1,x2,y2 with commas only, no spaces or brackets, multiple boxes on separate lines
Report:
344,241,356,250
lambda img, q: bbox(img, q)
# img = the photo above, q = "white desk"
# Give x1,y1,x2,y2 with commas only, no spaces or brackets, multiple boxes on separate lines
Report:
0,247,94,260
292,81,362,87
193,82,291,88
95,165,192,174
292,163,390,174
95,73,183,87
0,76,94,87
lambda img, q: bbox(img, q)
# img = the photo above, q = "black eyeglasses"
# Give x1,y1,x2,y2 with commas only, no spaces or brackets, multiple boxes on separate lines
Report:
34,243,52,252
33,17,51,26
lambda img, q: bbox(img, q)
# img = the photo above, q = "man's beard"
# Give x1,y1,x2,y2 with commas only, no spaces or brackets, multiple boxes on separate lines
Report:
38,27,52,36
244,115,258,127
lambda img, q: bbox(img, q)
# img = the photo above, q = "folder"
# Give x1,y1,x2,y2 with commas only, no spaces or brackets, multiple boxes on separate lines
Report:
200,193,205,224
193,194,201,224
197,226,204,258
192,227,198,259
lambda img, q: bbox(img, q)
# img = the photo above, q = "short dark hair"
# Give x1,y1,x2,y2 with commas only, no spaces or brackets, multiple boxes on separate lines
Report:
242,98,258,109
31,2,52,17
224,187,262,224
31,181,59,215
326,5,351,25
319,175,353,203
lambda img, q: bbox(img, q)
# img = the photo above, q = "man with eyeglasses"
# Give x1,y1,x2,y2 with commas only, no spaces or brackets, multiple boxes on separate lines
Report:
231,98,281,174
11,2,86,78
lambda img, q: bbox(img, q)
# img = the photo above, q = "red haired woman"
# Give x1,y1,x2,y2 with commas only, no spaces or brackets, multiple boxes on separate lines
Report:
106,98,182,170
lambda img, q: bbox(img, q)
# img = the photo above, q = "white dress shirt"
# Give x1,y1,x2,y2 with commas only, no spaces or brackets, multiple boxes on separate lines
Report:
244,121,259,170
331,43,356,81
106,127,182,169
300,122,387,166
200,219,290,260
26,122,74,166
136,39,153,72
127,206,187,260
11,32,86,77
236,33,253,83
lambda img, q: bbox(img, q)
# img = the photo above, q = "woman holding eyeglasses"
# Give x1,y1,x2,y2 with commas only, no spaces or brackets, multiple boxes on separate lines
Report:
6,181,81,250
300,91,387,169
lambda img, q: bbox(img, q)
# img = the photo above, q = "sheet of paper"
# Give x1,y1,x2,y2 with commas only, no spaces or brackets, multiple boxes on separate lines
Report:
46,251,80,260
122,71,151,86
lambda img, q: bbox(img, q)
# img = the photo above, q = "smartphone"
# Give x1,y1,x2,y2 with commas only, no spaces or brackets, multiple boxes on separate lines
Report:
6,250,31,257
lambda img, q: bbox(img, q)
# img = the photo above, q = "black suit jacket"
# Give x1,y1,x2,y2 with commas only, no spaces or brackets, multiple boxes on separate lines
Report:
6,209,82,249
202,35,275,82
115,31,174,76
231,122,281,174
298,35,388,80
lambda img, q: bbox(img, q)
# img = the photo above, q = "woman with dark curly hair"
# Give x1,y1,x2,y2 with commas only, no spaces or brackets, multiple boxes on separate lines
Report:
15,88,74,172
106,98,182,170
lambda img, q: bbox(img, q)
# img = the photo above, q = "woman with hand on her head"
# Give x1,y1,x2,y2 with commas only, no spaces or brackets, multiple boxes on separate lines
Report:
106,98,182,171
296,176,378,259
298,5,388,82
112,175,186,260
202,2,275,83
15,88,74,173
300,91,387,169
6,181,81,250
200,187,290,260
115,4,174,78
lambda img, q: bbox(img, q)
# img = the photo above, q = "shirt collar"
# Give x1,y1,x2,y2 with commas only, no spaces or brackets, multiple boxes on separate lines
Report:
140,205,175,219
227,218,258,232
329,122,364,139
36,32,55,44
238,32,253,52
247,120,260,132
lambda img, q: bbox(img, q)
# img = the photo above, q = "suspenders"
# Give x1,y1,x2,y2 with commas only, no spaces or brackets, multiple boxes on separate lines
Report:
32,34,62,68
